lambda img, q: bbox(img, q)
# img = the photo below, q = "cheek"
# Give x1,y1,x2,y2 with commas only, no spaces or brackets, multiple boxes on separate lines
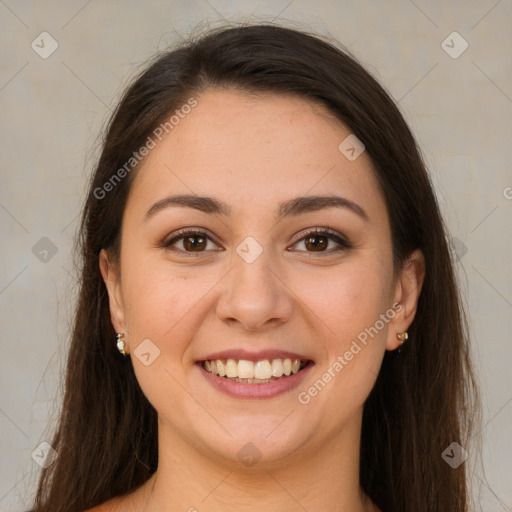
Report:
119,248,223,358
298,256,393,344
118,251,218,411
296,257,392,407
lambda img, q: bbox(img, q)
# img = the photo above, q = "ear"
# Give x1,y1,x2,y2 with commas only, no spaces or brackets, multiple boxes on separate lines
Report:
386,249,426,351
99,249,126,336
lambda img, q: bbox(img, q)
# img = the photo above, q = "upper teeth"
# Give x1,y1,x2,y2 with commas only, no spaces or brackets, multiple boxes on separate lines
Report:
203,358,305,379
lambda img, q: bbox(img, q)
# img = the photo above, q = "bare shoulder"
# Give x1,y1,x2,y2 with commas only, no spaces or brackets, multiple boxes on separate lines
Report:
82,497,122,512
82,481,148,511
82,505,110,512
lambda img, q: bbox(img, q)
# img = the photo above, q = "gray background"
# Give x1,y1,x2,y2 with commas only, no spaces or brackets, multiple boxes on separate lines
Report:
1,1,511,510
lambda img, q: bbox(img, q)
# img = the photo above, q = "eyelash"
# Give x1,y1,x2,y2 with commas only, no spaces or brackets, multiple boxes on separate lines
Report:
162,227,352,256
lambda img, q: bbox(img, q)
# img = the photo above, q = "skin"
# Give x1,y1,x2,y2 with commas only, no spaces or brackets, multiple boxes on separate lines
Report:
95,89,425,512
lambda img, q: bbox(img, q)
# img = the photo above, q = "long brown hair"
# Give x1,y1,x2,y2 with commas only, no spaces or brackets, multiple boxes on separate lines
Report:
30,23,479,512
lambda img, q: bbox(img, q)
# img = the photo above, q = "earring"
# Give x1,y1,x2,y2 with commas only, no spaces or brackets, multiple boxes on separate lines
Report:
396,331,408,345
116,333,129,356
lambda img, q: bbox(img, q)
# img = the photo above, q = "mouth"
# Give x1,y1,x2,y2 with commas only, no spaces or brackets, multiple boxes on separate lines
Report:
196,349,315,399
200,357,312,384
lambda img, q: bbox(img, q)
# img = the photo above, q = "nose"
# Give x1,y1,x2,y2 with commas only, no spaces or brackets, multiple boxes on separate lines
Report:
215,249,293,333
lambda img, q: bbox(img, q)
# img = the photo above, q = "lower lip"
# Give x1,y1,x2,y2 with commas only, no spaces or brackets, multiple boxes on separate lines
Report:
197,361,314,399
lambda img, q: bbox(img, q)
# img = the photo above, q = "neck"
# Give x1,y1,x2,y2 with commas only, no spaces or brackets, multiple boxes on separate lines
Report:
125,408,376,512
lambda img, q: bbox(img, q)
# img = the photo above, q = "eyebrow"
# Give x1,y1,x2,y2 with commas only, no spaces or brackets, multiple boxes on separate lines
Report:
143,194,369,222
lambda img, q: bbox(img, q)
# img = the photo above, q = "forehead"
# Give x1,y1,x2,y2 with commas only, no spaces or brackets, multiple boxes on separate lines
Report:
126,88,385,221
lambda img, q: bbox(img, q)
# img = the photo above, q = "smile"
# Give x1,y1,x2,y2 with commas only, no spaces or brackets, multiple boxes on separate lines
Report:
201,358,310,383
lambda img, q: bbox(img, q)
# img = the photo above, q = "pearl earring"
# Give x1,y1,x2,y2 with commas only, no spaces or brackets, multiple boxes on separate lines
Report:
116,333,129,356
396,332,408,344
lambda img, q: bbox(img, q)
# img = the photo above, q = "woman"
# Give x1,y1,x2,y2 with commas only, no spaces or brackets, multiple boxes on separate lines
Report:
30,23,479,512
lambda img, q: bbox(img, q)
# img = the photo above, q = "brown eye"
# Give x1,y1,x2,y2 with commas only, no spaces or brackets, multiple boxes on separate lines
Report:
304,235,328,251
182,235,207,251
290,228,351,254
164,229,220,254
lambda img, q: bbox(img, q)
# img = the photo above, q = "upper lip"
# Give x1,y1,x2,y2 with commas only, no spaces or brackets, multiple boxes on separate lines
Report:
198,349,313,362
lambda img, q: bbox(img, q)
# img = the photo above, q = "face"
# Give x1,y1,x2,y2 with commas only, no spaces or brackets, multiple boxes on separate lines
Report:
101,89,422,467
